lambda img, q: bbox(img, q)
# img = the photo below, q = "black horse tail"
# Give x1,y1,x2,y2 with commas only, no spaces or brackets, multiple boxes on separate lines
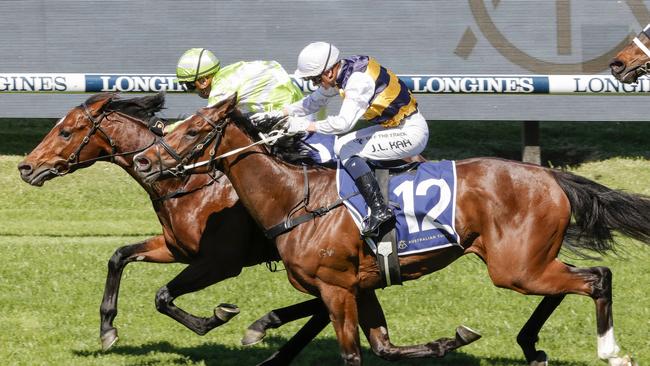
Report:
552,170,650,258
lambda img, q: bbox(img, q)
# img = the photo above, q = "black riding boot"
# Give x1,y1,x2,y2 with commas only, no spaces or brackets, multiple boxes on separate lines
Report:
355,172,394,236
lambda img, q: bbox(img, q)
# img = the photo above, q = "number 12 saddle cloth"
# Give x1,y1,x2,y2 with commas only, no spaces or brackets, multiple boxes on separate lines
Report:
337,160,461,256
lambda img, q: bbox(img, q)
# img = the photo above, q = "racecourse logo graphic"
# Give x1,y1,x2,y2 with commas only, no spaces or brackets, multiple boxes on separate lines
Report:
459,0,650,73
408,76,537,93
86,75,185,92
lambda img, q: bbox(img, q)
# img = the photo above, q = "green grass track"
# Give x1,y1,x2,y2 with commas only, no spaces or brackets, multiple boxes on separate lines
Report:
1,119,650,365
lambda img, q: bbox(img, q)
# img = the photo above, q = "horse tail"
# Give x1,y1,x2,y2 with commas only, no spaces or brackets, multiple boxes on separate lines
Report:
552,170,650,257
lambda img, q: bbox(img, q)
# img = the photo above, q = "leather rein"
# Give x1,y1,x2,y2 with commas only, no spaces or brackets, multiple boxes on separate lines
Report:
151,111,356,239
57,103,219,202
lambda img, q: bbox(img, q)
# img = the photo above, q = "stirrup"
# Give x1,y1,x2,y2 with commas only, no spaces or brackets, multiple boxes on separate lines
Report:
361,208,394,236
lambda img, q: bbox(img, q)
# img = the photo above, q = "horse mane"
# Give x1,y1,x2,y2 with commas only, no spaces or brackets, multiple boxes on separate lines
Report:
104,92,166,121
81,92,166,123
230,109,320,166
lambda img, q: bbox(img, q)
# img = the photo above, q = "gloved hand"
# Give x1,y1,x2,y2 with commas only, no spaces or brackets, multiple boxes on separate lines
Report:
250,110,285,125
284,116,311,135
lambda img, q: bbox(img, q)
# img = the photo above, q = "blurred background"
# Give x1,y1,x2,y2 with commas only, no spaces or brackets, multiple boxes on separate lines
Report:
1,0,649,120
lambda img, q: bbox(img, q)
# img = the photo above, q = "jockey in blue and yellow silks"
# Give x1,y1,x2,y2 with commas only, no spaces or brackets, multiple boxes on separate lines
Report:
251,42,429,237
335,55,419,128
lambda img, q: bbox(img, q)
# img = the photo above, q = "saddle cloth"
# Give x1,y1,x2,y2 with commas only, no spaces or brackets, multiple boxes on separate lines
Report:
337,160,460,255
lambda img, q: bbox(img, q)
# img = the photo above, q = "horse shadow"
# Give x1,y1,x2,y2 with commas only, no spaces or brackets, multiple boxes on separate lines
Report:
72,336,592,366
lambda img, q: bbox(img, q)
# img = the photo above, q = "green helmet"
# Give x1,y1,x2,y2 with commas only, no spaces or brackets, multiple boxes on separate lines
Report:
175,48,221,82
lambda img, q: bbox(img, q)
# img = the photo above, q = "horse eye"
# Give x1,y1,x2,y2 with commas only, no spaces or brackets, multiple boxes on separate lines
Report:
59,129,72,140
186,129,199,137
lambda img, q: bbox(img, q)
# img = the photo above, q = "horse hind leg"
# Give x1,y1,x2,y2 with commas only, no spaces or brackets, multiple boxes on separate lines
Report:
489,259,635,365
357,291,481,361
100,236,174,351
580,266,636,366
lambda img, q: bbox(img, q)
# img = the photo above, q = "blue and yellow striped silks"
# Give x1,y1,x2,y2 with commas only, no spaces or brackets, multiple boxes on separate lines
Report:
336,56,418,127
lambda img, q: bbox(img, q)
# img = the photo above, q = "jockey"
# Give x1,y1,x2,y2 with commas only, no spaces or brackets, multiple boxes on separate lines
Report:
169,48,304,130
252,42,429,236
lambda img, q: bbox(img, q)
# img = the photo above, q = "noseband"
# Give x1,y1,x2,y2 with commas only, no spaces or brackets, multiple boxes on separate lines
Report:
67,103,115,165
631,25,650,75
57,102,158,176
155,112,230,176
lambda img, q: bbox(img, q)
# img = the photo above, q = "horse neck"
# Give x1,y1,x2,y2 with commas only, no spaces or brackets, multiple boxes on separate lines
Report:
219,124,338,230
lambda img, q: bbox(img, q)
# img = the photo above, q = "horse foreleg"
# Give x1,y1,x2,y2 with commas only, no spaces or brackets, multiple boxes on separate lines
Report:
256,309,330,366
320,285,362,366
242,297,326,346
516,294,565,365
155,256,242,336
357,290,481,361
100,236,174,351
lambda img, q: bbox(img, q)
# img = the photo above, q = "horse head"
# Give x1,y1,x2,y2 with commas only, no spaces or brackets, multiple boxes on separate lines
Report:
610,24,650,83
133,93,248,183
18,92,165,186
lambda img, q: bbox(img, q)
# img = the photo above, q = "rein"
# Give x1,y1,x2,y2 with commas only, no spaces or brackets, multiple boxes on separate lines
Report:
57,103,218,202
155,110,357,238
156,112,288,177
56,105,158,176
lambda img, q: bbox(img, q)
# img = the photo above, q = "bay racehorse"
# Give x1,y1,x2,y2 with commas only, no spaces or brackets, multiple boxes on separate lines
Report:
610,23,650,83
18,93,478,365
17,93,326,359
133,94,647,366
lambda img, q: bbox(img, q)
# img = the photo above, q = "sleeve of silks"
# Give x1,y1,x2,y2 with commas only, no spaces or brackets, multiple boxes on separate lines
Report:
284,86,338,116
314,72,375,135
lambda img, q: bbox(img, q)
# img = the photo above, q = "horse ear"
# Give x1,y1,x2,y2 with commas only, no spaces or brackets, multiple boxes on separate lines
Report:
208,92,238,115
85,92,118,113
223,92,238,114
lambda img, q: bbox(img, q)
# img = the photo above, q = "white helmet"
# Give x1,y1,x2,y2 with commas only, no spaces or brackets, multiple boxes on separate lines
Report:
294,42,340,78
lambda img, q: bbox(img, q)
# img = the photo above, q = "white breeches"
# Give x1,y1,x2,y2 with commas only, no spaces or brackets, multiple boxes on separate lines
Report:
334,111,429,161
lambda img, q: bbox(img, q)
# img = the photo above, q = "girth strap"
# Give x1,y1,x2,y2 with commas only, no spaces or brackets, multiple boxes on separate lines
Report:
263,165,358,240
264,193,357,239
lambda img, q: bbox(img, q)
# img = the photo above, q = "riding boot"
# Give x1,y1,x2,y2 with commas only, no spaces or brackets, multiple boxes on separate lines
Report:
354,172,394,236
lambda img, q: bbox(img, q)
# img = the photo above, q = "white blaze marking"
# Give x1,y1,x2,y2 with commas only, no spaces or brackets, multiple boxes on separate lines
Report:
55,117,65,126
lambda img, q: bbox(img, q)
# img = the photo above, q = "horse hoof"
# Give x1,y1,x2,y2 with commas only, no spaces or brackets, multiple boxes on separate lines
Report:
455,325,482,345
241,329,266,346
100,328,119,351
608,355,637,366
529,350,548,366
214,303,240,322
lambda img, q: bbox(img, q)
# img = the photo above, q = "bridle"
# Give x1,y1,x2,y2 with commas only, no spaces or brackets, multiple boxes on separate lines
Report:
631,24,650,75
56,102,157,176
155,111,230,177
156,111,288,177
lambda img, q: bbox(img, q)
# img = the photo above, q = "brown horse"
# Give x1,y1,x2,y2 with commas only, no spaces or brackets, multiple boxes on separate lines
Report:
16,93,331,360
610,23,650,83
17,93,477,365
133,94,648,366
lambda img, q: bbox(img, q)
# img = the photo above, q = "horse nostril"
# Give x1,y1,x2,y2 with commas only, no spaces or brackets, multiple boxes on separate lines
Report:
17,162,33,177
135,156,151,172
609,59,625,74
